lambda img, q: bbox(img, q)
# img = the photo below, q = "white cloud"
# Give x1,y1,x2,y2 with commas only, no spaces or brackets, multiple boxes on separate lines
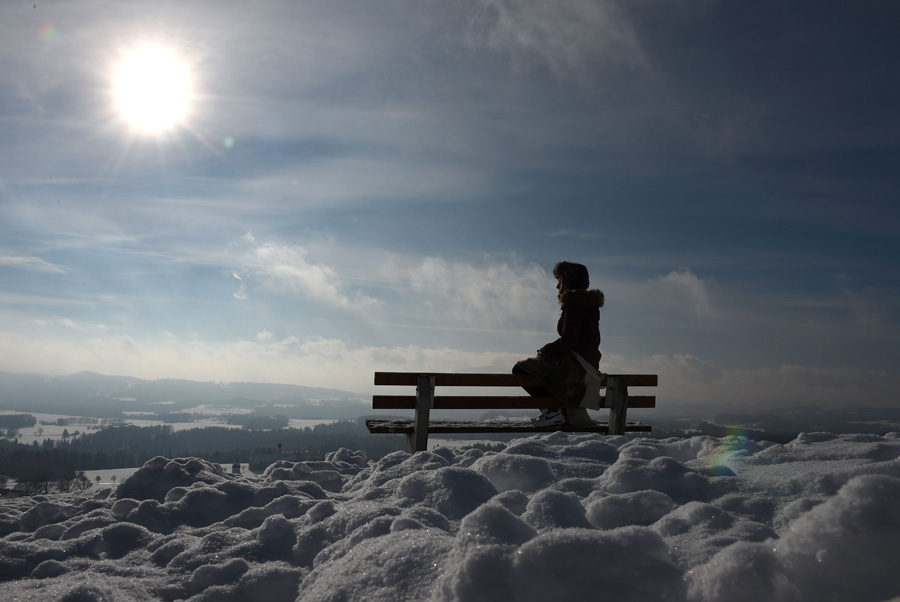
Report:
655,268,717,318
0,254,66,274
234,237,380,311
469,0,649,79
232,273,247,300
60,318,81,330
408,255,555,331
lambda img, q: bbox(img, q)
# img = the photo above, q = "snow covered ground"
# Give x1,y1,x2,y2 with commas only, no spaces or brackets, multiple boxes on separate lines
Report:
1,431,899,601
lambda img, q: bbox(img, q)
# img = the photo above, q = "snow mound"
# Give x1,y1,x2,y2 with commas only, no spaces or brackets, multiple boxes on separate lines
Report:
1,433,899,601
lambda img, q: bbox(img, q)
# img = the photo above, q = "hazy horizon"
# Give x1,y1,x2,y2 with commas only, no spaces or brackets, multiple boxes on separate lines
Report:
4,369,900,436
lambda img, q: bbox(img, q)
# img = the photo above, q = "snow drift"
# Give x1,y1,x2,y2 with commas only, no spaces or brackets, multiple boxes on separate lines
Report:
2,431,900,601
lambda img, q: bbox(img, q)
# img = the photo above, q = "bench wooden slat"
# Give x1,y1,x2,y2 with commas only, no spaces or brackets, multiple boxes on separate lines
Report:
372,394,656,410
366,419,652,434
374,372,658,388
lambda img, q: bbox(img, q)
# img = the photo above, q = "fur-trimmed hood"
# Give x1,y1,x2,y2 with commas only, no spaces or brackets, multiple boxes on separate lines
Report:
559,289,604,308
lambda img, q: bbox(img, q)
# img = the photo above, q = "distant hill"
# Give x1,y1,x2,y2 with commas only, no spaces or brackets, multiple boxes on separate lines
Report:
0,370,369,420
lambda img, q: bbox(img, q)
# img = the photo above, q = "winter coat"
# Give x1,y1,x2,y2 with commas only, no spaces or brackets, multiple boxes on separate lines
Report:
538,289,604,369
512,288,605,426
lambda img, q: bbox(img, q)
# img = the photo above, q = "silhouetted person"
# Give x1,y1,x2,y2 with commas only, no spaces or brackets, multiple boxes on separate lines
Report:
514,261,604,426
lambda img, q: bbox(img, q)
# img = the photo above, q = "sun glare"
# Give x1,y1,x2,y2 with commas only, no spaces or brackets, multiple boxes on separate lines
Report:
114,46,192,134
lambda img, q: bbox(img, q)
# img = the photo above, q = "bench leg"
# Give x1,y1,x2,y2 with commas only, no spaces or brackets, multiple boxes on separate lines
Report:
606,375,629,436
410,374,435,453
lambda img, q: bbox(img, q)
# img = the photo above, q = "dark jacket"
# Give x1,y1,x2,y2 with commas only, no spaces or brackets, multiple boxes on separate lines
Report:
538,289,604,369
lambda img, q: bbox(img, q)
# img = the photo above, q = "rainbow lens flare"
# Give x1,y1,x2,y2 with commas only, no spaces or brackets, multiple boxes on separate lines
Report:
40,22,58,43
708,427,749,476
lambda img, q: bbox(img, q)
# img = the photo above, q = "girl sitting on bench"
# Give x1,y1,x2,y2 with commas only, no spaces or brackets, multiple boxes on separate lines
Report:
513,261,605,426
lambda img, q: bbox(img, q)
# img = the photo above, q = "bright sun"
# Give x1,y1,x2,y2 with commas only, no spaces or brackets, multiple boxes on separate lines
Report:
114,46,192,134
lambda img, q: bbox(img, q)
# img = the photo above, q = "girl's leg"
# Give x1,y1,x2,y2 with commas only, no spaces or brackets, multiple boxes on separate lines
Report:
512,363,551,398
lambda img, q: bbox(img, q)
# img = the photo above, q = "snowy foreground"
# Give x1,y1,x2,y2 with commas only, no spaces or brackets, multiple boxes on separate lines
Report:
2,432,900,602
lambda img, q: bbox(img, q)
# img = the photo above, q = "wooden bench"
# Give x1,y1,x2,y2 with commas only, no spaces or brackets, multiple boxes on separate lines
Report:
365,372,657,452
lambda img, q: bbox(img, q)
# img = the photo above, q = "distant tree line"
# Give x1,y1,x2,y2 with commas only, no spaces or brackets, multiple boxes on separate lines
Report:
0,414,36,429
10,471,94,496
0,419,407,482
51,416,124,426
0,444,108,483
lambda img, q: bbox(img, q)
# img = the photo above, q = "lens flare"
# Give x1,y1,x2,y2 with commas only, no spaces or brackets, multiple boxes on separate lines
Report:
39,23,58,43
708,427,749,476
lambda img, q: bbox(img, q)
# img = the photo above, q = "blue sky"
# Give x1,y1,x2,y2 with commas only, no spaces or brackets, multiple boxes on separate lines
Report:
1,0,898,411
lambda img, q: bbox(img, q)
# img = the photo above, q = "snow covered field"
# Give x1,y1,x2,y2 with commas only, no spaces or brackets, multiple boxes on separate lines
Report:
1,412,336,445
2,431,899,601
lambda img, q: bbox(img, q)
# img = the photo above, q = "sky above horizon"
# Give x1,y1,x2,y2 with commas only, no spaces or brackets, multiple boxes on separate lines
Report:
1,0,898,411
